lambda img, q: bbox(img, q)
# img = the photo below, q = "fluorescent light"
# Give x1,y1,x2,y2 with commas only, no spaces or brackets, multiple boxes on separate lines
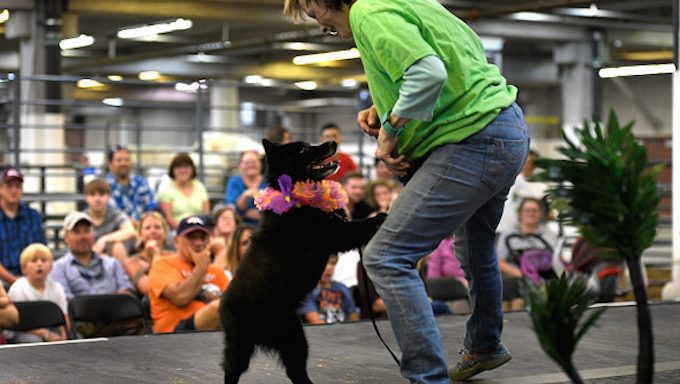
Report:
244,75,263,84
340,78,358,88
138,71,161,81
102,98,124,107
293,48,360,65
175,82,200,92
509,12,554,22
588,4,599,17
107,75,123,81
117,18,192,39
59,34,94,50
0,9,9,24
76,79,104,88
295,81,317,90
598,63,676,78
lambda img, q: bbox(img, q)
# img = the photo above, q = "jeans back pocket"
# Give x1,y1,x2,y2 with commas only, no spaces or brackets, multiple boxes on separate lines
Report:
481,138,526,190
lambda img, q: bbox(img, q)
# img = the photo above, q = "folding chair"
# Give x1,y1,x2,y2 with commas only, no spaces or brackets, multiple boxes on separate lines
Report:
68,294,150,338
8,301,69,336
425,278,469,302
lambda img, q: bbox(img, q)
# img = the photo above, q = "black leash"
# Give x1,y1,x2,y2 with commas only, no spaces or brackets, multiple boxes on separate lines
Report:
357,246,401,367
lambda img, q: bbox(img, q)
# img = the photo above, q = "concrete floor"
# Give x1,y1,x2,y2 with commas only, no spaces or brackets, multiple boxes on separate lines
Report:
0,302,678,383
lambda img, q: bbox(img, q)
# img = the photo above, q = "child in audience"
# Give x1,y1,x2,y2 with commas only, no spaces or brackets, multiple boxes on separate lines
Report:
7,243,68,343
298,254,360,324
124,212,173,296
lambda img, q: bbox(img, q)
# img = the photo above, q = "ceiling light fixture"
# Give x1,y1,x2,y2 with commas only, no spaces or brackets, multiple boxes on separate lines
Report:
293,48,360,65
598,63,676,78
175,82,200,92
107,75,123,82
138,71,161,81
340,78,358,88
295,81,317,90
76,79,104,88
0,9,9,24
59,34,95,50
117,18,193,39
102,98,124,107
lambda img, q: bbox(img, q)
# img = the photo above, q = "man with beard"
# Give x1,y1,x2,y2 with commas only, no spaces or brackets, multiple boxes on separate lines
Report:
105,145,157,223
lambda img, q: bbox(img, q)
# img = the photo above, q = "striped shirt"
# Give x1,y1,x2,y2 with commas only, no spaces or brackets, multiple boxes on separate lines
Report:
0,204,46,276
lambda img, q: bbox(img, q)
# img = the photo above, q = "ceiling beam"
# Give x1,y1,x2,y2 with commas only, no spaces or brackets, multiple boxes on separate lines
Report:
67,0,288,25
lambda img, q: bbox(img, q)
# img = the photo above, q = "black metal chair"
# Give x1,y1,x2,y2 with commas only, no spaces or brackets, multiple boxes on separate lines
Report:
68,294,150,338
7,301,70,339
425,278,470,302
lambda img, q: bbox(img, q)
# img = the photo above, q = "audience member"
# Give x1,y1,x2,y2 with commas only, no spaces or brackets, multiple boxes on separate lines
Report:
224,150,266,226
497,150,549,234
426,235,467,285
0,167,46,287
50,212,135,301
212,205,242,251
496,197,558,311
366,178,394,214
123,212,173,296
341,172,374,220
265,124,292,144
148,215,229,333
299,254,360,324
0,284,19,343
158,153,210,230
6,244,69,343
319,122,358,182
84,179,136,264
223,224,254,280
105,145,157,223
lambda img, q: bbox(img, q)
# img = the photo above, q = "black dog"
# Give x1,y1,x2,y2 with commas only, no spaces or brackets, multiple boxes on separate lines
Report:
220,139,386,384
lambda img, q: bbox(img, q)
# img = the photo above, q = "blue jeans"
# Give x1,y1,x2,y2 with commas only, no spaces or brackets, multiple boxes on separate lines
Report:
363,103,529,383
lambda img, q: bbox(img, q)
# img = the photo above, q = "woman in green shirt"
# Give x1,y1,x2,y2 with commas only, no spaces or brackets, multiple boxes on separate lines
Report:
284,1,530,382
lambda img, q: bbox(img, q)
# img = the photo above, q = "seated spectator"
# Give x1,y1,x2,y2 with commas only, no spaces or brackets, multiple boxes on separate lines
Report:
0,284,19,344
298,254,360,324
223,224,254,280
148,215,229,333
159,153,210,230
84,179,136,264
224,150,266,226
319,123,358,182
105,145,157,224
341,172,375,221
123,212,173,296
50,212,135,301
0,167,46,287
496,197,558,311
6,244,69,343
426,235,466,286
366,178,395,215
265,124,292,144
210,205,242,270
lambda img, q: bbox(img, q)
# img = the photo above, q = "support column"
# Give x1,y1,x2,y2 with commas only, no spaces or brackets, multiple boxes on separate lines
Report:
662,0,680,301
555,41,594,127
209,83,239,132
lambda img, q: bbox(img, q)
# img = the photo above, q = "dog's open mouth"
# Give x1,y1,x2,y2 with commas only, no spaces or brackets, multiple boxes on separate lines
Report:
308,155,339,177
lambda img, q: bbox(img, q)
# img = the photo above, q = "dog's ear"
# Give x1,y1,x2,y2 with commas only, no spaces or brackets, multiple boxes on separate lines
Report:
262,139,278,156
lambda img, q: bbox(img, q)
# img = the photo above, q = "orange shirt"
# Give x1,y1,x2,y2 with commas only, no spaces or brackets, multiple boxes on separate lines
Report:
148,256,229,333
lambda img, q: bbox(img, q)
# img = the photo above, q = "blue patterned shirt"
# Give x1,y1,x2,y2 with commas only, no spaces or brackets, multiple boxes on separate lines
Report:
0,203,46,276
106,173,157,221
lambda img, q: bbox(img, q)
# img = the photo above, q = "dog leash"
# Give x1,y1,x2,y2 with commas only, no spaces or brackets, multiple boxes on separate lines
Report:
357,246,401,367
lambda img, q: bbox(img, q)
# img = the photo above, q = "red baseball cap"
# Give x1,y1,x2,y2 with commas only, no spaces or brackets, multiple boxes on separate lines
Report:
1,167,24,183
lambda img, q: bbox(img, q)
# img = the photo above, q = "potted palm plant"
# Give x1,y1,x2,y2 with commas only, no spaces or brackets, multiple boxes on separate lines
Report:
532,111,662,384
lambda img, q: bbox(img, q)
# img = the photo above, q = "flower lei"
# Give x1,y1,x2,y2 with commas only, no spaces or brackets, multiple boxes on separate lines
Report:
253,174,348,214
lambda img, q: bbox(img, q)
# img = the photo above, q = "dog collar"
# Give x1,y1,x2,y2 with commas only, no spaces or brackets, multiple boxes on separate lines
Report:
254,174,348,214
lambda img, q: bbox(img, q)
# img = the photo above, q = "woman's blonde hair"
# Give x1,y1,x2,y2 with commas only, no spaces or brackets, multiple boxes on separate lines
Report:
225,224,255,275
136,211,170,250
20,243,53,270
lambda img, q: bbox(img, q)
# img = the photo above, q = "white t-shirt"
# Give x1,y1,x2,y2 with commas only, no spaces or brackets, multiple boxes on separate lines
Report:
497,173,549,234
7,277,68,314
332,250,360,289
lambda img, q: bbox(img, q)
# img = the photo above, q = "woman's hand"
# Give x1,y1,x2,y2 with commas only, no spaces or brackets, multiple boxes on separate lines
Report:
357,105,381,138
375,129,409,177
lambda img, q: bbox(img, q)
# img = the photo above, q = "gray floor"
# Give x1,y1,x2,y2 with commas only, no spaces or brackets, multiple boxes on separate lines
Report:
0,302,678,383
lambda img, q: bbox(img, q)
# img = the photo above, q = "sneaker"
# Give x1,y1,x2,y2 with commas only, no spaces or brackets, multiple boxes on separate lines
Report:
448,344,512,382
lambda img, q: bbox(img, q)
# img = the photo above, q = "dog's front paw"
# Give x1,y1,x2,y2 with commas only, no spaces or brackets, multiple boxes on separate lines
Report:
369,212,387,230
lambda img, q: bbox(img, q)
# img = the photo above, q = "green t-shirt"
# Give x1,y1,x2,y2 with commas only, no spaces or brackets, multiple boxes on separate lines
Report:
350,0,517,161
158,179,209,222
